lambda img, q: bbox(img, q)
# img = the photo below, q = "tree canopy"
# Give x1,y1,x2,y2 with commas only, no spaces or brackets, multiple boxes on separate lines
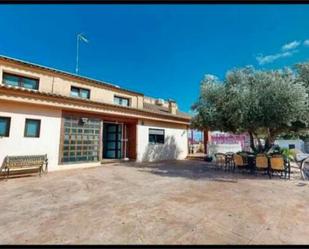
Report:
192,65,309,152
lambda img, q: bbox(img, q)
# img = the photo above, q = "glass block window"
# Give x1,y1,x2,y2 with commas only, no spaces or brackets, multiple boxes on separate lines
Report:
3,72,39,90
62,116,100,163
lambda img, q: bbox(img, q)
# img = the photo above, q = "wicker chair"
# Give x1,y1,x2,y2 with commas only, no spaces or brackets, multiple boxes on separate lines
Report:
214,153,226,170
233,154,248,173
269,154,290,179
255,154,269,176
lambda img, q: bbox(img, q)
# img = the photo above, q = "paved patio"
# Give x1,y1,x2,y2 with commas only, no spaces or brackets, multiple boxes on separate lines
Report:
0,160,308,244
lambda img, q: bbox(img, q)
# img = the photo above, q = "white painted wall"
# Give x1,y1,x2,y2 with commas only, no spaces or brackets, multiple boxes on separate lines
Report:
0,102,190,170
0,102,62,171
274,139,305,152
136,121,188,162
207,142,242,157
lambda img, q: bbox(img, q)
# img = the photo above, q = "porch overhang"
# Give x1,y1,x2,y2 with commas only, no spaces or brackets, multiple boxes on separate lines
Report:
0,85,191,125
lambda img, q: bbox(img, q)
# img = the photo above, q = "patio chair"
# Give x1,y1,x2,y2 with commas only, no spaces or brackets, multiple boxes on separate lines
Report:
233,154,248,174
269,154,290,179
255,154,269,176
214,153,226,170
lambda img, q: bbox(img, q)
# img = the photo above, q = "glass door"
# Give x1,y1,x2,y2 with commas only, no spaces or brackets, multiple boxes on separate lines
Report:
103,123,122,159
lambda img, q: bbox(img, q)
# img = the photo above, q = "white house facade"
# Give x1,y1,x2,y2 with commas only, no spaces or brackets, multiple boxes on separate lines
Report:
0,55,191,171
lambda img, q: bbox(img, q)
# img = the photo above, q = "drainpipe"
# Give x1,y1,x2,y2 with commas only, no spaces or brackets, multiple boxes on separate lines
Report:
52,76,55,93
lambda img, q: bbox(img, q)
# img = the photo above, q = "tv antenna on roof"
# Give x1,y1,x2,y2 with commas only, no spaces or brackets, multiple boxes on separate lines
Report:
75,33,89,75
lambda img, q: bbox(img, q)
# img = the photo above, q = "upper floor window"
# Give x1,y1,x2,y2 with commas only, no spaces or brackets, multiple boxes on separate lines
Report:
149,128,165,144
24,119,41,138
0,117,11,137
114,95,130,107
2,72,39,90
71,86,90,99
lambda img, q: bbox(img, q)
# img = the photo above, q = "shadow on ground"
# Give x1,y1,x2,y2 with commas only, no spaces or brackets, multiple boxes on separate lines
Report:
120,160,303,183
142,136,181,162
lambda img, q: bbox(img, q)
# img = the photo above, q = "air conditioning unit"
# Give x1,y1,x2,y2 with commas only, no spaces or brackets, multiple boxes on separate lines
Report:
156,98,165,106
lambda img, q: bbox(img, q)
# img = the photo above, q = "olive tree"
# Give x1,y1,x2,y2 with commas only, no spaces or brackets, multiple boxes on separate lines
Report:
192,67,309,152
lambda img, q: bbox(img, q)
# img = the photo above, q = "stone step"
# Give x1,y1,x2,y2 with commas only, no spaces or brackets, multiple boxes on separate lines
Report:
186,155,205,161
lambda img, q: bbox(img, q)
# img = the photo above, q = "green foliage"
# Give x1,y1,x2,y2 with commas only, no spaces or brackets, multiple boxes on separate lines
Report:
192,66,309,152
295,62,309,89
280,148,295,162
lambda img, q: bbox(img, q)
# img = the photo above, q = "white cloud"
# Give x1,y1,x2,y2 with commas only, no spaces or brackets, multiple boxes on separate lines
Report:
203,74,218,81
256,50,297,65
282,40,301,51
303,40,309,47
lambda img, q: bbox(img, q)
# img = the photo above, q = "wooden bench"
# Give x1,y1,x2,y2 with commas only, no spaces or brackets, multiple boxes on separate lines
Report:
1,154,48,179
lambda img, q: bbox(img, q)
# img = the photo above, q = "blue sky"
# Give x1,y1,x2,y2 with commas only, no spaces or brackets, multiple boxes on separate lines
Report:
1,4,309,113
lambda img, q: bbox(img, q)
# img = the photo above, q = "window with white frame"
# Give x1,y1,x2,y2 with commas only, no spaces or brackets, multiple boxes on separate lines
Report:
3,72,39,90
149,128,165,144
70,86,90,99
114,95,130,107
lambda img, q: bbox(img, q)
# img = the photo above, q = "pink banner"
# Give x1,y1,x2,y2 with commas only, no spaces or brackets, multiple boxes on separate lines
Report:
211,133,251,151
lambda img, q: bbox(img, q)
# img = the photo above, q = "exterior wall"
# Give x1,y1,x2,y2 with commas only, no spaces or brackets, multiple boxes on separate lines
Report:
0,101,62,171
136,120,188,162
0,64,54,92
207,142,242,157
0,58,191,170
274,139,305,152
126,123,137,159
137,96,144,109
0,101,190,173
0,61,140,108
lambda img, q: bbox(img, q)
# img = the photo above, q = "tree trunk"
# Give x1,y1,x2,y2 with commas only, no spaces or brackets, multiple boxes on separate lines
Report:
248,131,257,153
253,132,263,153
264,128,276,152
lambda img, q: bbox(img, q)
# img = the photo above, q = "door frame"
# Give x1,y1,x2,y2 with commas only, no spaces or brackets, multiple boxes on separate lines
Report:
102,122,124,159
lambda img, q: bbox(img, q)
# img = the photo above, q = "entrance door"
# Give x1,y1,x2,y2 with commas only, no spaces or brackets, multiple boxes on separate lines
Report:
103,123,122,159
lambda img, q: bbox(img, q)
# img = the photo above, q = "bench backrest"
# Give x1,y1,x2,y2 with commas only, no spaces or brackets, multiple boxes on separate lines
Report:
4,155,47,169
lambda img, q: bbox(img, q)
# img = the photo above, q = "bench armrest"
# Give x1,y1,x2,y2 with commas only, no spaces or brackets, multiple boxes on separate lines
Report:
44,158,48,173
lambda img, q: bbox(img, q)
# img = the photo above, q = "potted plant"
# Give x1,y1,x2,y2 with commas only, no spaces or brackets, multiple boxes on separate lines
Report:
281,148,295,162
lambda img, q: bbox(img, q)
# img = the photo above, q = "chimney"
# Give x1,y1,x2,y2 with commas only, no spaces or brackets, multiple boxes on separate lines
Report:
168,99,177,115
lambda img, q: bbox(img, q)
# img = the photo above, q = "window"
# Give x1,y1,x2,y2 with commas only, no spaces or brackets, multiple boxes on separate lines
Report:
3,72,39,90
114,96,130,107
0,117,11,137
149,128,165,144
71,86,90,99
24,119,41,137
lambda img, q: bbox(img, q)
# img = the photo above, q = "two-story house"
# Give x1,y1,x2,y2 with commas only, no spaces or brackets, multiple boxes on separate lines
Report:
0,55,191,171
